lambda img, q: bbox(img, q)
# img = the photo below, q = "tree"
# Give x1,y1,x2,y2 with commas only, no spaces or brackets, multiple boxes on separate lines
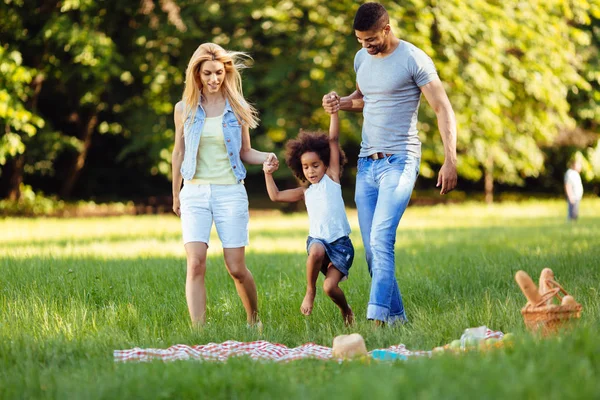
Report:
0,0,186,199
1,0,598,203
0,43,44,200
385,0,595,202
568,8,600,187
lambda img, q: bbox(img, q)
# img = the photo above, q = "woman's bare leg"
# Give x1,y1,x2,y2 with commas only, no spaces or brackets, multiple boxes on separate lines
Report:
223,247,259,324
184,241,209,325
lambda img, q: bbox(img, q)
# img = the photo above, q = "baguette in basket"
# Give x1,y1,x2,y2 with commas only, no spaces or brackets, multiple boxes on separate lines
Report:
538,268,555,306
515,269,582,335
515,271,543,306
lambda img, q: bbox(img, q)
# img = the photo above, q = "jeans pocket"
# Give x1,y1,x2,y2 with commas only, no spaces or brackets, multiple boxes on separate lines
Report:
357,157,366,171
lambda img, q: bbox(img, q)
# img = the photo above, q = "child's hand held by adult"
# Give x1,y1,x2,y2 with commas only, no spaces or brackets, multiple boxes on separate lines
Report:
264,152,279,167
263,161,278,174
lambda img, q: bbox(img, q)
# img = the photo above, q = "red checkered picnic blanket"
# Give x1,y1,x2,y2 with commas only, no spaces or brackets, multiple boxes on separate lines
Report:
114,329,504,363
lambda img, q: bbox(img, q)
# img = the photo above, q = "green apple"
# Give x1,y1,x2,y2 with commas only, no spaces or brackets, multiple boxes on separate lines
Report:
502,333,514,342
464,337,480,348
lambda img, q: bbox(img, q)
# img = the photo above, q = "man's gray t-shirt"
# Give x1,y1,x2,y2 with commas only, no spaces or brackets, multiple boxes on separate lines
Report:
354,40,438,158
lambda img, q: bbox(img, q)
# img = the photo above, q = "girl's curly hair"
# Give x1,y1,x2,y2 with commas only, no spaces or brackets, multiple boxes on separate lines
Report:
284,130,347,182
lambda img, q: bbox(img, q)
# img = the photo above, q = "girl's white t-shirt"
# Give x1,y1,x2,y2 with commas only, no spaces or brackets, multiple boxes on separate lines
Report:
304,174,351,243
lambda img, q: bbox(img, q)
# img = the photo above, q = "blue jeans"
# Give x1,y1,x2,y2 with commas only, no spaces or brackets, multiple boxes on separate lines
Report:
567,199,580,220
355,154,420,323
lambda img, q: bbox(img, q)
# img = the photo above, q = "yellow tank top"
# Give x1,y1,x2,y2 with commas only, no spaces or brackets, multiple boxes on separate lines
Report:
190,115,237,184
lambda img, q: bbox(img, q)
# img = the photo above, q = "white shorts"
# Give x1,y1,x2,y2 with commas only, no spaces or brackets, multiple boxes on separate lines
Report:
180,183,249,248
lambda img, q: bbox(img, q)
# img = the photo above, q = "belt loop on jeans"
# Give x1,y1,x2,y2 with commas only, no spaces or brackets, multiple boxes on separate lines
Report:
368,152,393,160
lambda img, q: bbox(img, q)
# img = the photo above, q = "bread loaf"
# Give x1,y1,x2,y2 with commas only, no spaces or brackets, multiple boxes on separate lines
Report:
561,295,577,306
515,270,543,306
538,268,555,306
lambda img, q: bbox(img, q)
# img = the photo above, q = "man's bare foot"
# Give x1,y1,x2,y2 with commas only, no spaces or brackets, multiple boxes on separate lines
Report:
342,307,354,326
300,290,316,315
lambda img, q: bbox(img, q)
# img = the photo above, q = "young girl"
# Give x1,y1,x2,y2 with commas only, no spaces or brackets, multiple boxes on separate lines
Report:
263,111,354,325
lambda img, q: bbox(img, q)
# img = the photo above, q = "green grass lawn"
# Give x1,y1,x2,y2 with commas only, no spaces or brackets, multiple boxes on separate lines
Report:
1,199,599,399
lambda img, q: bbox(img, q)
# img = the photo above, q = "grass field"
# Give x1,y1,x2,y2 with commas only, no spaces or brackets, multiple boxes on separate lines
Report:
1,199,599,399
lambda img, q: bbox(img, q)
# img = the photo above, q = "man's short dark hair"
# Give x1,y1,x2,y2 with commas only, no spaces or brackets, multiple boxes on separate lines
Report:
353,2,389,31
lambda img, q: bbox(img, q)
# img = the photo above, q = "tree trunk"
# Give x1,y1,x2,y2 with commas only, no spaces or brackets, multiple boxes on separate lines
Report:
484,157,494,204
60,113,98,198
4,154,26,201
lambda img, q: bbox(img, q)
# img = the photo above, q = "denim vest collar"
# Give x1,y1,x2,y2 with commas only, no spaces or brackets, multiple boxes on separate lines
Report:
180,98,247,183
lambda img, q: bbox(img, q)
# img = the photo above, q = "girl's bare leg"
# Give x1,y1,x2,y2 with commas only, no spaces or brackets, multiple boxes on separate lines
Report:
323,266,354,326
302,243,326,315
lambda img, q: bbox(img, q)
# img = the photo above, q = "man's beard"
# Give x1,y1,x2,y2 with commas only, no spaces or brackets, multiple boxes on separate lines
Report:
367,43,384,55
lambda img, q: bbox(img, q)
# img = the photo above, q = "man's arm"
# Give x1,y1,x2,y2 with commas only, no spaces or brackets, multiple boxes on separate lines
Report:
322,83,364,114
339,87,364,112
420,78,458,195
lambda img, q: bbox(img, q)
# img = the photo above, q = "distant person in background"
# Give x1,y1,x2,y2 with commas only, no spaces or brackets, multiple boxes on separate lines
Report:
171,43,278,327
564,158,583,221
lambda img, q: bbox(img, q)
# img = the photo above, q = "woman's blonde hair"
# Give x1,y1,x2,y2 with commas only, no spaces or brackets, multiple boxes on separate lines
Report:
182,43,259,129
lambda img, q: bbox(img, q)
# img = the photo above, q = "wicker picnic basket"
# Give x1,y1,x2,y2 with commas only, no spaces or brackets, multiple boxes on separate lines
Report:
520,277,582,335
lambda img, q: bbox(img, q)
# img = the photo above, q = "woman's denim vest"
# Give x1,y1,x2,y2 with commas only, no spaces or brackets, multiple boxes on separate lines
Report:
180,99,247,183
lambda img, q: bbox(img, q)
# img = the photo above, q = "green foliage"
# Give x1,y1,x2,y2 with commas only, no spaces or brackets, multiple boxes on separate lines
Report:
0,0,186,189
396,0,595,185
0,183,138,217
0,0,598,198
572,140,600,182
0,183,64,215
569,9,600,131
0,46,44,167
587,140,600,180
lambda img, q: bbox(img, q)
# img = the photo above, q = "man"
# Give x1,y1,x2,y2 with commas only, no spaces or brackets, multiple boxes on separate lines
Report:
564,158,583,221
322,2,457,325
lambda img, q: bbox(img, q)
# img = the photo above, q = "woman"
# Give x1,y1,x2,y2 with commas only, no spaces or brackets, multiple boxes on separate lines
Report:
171,43,277,327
